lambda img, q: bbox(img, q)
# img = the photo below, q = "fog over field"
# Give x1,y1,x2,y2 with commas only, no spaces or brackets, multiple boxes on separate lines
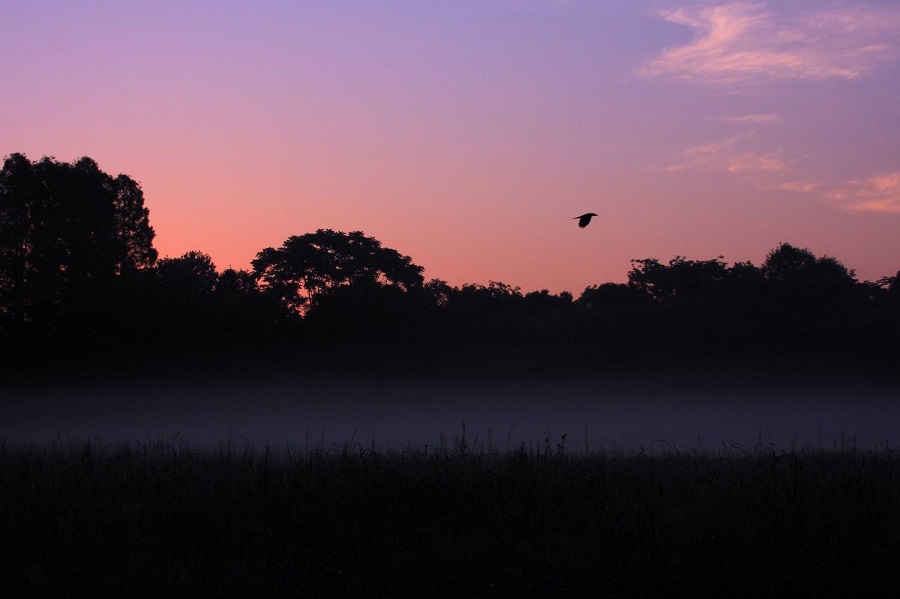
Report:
4,374,898,453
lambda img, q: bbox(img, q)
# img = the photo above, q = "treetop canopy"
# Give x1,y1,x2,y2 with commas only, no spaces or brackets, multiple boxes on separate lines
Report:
251,229,425,314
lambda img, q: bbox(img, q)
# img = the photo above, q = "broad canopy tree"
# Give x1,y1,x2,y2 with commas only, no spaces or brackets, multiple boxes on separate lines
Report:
252,229,425,316
760,242,860,340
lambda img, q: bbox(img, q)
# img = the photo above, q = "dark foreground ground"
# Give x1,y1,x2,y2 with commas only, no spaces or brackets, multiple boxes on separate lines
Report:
2,439,899,597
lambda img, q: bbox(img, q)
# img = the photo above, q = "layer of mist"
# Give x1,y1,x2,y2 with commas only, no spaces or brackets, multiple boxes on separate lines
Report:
3,374,898,453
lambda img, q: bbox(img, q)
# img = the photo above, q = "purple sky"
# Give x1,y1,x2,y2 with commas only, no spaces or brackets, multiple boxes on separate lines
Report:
3,1,899,293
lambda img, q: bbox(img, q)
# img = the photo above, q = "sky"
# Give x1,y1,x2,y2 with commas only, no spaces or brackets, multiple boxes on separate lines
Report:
3,0,899,294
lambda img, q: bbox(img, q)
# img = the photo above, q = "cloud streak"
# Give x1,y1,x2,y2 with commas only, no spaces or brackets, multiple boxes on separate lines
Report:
781,172,900,213
667,133,786,175
724,151,785,174
724,112,780,123
829,171,900,212
779,181,820,194
642,2,900,84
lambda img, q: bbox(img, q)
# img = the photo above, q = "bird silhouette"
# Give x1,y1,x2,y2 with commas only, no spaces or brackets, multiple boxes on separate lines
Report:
574,213,598,228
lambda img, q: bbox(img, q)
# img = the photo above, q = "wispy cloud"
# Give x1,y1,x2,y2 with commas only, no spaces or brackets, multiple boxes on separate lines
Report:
725,152,785,174
780,172,900,212
667,133,786,174
827,171,900,212
779,180,820,193
724,112,781,123
642,2,900,84
667,133,741,171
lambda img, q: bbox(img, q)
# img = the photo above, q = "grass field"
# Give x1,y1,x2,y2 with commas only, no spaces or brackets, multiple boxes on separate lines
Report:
2,435,899,597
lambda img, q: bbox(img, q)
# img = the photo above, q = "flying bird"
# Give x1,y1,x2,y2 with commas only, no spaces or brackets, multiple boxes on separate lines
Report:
574,213,598,228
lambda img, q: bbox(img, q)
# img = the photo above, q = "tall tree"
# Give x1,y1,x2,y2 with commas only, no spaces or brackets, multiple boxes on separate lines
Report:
0,153,157,336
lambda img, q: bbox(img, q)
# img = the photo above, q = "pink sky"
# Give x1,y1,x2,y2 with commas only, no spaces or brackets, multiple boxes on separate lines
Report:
3,1,899,293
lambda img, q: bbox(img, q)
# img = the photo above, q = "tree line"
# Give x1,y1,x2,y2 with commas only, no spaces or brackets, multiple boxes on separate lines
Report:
2,154,898,375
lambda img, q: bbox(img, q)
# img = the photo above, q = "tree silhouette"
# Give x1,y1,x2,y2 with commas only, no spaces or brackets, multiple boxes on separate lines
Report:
627,256,737,303
217,268,257,295
762,243,856,292
1,146,897,377
0,154,156,337
251,229,425,316
157,251,218,297
760,243,860,344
